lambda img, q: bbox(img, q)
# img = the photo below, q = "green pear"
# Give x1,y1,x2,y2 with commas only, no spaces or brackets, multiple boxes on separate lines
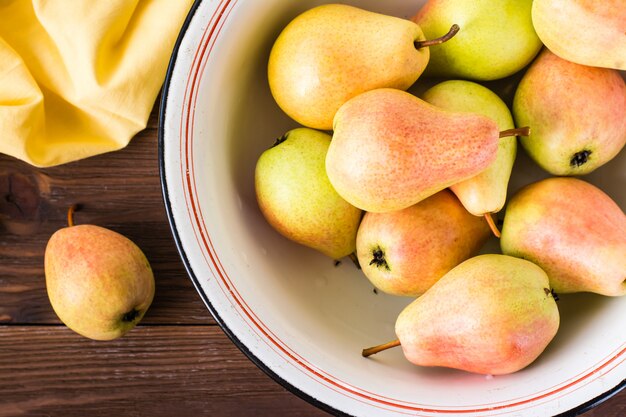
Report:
363,255,560,376
268,4,458,130
501,177,626,296
422,80,516,219
412,0,542,80
532,0,626,70
45,208,155,340
255,128,362,259
356,190,490,297
513,49,626,176
326,88,528,213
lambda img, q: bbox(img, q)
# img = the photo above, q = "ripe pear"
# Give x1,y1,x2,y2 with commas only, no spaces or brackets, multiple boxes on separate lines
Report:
412,0,542,80
326,88,528,213
363,255,560,375
422,80,516,219
255,128,362,259
45,207,155,340
356,190,490,297
268,4,458,130
501,177,626,297
532,0,626,70
513,49,626,176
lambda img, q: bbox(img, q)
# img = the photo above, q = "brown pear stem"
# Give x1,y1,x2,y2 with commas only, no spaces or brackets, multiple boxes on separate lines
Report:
499,126,531,138
67,204,78,227
349,252,361,270
362,339,401,357
484,213,501,238
415,24,460,49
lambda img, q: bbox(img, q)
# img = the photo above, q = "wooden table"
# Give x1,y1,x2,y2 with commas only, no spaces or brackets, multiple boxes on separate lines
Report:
0,102,623,417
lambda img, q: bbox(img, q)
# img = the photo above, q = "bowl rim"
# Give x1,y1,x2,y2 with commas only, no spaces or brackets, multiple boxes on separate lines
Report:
156,2,346,415
157,1,625,415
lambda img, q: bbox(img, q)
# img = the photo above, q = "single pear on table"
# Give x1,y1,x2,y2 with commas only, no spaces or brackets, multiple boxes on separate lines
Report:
356,190,491,297
45,206,155,341
412,0,542,81
532,0,626,70
501,177,626,297
255,128,362,260
363,255,560,375
513,49,626,176
268,4,459,130
326,88,529,213
422,80,517,234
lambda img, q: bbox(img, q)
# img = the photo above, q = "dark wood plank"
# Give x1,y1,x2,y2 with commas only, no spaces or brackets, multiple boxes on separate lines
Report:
0,325,329,417
593,391,626,417
0,106,212,325
0,325,622,417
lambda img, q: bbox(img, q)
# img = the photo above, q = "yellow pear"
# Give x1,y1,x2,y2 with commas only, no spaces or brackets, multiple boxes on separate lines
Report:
532,0,626,70
421,80,516,233
268,4,458,130
45,207,155,340
512,49,626,176
501,178,626,296
412,0,542,80
363,255,560,375
356,190,490,297
326,88,528,213
255,128,362,259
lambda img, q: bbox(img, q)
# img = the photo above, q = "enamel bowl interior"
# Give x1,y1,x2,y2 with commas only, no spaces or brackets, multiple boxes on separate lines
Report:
160,1,626,416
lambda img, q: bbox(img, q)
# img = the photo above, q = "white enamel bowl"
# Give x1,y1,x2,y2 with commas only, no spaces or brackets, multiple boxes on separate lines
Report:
159,1,625,415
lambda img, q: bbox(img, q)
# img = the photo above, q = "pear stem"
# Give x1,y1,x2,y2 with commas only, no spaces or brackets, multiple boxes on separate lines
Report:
499,126,531,138
67,204,78,227
484,213,501,238
414,24,460,49
349,252,361,269
362,339,401,357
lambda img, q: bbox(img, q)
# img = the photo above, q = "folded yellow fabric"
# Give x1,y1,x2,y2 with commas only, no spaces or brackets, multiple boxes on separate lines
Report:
0,0,193,167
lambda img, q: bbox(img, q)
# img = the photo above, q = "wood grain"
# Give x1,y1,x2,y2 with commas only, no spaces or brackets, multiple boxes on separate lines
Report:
0,110,211,325
0,326,328,417
0,325,622,416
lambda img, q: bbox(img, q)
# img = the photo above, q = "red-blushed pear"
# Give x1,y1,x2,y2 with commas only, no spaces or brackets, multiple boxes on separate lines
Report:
421,80,516,235
255,128,362,260
268,4,459,130
326,88,529,213
532,0,626,70
44,206,155,341
513,49,626,176
363,255,560,376
356,190,490,297
501,177,626,297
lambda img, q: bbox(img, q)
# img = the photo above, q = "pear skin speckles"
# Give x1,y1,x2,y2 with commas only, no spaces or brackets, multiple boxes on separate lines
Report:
326,89,500,213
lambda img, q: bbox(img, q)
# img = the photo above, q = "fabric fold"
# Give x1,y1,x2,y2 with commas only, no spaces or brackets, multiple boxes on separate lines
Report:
0,0,194,167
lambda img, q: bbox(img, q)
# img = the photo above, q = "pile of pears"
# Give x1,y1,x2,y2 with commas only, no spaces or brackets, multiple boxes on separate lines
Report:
255,1,626,376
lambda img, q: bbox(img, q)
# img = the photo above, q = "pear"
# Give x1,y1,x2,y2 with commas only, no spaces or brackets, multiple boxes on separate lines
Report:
412,0,542,81
45,206,155,341
422,80,517,227
356,190,490,297
326,88,529,213
363,255,560,375
268,4,458,130
501,177,626,297
513,49,626,176
532,0,626,70
255,128,362,259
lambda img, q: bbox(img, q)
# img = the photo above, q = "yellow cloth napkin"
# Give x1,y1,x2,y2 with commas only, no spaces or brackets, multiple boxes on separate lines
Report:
0,0,193,167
